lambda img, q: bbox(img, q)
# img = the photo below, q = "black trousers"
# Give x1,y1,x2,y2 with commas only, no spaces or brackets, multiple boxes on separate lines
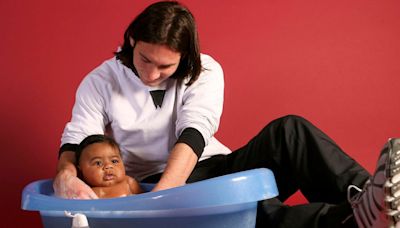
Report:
145,115,371,227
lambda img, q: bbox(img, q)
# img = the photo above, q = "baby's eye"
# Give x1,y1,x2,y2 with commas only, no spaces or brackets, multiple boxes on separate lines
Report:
112,159,119,164
94,161,103,167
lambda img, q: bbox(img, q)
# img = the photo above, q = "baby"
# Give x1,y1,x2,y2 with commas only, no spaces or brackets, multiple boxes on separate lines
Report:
76,134,142,198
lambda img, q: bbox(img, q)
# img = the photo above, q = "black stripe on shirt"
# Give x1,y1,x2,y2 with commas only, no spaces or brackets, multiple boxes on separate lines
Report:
176,127,205,158
58,143,78,159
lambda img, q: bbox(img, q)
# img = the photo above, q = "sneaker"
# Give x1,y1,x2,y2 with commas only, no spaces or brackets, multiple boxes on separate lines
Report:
348,138,400,228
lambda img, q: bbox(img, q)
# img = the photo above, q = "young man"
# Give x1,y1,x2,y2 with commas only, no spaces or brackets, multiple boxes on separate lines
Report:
54,1,400,227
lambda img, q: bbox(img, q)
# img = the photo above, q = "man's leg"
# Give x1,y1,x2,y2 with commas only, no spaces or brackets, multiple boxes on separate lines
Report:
257,197,356,227
225,115,370,227
227,115,369,202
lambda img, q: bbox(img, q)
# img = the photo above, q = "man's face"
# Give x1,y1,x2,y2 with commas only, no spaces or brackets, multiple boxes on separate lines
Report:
79,142,126,187
132,40,181,87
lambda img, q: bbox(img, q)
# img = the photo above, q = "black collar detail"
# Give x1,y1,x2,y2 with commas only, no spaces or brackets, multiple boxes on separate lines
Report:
149,90,166,108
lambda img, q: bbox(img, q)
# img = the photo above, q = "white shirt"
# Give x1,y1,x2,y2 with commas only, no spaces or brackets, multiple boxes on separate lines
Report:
61,54,231,180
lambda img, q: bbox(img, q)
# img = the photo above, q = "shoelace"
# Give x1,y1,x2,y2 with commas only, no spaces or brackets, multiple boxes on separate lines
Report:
347,183,366,207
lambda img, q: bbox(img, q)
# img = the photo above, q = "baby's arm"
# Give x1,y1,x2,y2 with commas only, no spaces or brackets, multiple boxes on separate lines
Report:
127,176,143,194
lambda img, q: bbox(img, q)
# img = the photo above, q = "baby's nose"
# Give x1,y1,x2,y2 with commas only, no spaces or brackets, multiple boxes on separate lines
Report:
104,163,113,169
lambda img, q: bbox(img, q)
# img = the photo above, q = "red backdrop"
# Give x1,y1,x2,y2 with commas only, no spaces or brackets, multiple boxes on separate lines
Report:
1,0,399,227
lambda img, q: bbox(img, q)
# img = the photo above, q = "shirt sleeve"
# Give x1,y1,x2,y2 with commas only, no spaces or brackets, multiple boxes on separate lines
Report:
175,55,225,149
176,127,205,158
58,143,79,158
60,65,110,147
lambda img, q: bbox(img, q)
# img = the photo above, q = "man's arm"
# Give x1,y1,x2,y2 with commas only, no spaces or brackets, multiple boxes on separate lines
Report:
53,151,98,199
56,151,77,174
152,143,197,192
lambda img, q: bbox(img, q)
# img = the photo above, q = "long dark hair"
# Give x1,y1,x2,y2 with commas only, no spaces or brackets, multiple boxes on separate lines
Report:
115,1,202,86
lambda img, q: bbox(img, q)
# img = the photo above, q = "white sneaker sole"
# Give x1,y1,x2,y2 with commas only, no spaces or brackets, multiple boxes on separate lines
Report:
386,138,400,225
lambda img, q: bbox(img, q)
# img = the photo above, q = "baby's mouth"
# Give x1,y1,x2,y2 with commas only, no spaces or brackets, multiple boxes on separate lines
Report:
103,173,115,181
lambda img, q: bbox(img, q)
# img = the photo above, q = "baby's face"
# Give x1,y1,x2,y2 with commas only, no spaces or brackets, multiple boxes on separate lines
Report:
79,142,126,187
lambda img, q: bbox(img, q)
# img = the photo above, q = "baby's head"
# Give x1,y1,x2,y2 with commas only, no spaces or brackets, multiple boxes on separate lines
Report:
76,135,126,187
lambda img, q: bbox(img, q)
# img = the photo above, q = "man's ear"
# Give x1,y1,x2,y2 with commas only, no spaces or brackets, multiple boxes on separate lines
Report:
129,37,135,47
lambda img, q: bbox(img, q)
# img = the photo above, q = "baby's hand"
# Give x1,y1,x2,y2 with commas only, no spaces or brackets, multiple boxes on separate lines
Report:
53,170,98,199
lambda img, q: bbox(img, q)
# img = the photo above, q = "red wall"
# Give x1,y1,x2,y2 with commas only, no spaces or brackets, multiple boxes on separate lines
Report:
1,0,399,226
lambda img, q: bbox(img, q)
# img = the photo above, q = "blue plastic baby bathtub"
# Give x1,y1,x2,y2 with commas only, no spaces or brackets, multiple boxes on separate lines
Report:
21,168,278,228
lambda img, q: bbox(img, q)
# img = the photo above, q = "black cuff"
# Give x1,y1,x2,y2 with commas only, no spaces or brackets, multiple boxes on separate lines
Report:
176,128,205,158
58,143,79,159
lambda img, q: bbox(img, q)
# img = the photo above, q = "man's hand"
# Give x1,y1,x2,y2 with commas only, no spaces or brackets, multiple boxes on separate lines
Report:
53,169,98,199
54,151,98,199
152,143,198,192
